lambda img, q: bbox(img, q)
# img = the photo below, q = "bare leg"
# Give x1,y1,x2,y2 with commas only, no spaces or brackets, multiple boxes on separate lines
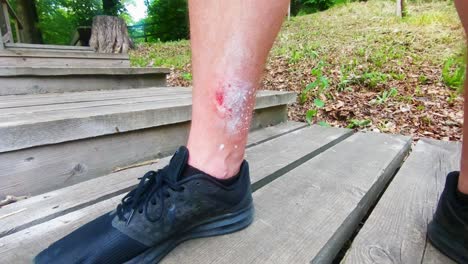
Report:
187,0,290,178
455,0,468,193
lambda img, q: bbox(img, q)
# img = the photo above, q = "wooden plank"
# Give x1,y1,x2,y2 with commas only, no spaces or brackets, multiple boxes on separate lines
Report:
0,91,187,114
0,67,170,76
0,126,352,263
246,121,305,146
0,90,296,152
163,132,411,264
0,93,194,116
0,130,409,263
4,43,94,51
0,49,126,58
0,67,170,95
0,88,282,109
0,90,290,123
0,87,186,108
0,56,130,67
343,138,460,264
0,121,306,238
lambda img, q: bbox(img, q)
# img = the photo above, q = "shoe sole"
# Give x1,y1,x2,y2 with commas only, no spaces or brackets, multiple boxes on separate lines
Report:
427,220,468,263
124,204,255,264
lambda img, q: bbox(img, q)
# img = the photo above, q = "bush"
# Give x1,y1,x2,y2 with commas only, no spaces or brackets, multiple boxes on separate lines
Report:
146,0,189,42
292,0,358,16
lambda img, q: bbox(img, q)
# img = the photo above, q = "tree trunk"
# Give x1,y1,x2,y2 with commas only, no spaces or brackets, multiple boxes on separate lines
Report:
396,0,407,18
16,0,42,43
89,15,131,53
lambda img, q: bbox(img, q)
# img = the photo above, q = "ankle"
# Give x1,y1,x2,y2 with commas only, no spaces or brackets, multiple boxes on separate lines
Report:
186,146,243,179
457,171,468,194
187,158,241,179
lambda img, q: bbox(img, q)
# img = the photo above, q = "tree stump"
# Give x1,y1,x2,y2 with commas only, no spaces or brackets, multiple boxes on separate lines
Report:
89,15,132,53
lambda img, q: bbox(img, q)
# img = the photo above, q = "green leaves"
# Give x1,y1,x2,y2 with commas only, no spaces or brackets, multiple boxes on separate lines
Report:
306,98,325,125
300,61,329,105
181,72,192,81
314,98,325,108
346,119,372,129
373,87,398,105
306,109,318,124
317,121,331,127
442,56,466,91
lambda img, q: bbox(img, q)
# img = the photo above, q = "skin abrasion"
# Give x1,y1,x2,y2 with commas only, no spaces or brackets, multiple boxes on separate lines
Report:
215,80,255,134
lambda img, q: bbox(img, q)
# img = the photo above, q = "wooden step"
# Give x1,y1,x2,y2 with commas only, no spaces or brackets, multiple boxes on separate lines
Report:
0,124,411,263
0,67,170,95
0,48,130,67
343,139,461,264
0,88,296,198
4,43,95,52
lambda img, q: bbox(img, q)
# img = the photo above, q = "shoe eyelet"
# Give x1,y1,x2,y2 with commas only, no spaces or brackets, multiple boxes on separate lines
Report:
138,209,143,214
151,199,156,205
195,182,200,186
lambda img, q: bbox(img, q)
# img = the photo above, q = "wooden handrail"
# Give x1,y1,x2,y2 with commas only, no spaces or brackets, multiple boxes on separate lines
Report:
0,0,23,29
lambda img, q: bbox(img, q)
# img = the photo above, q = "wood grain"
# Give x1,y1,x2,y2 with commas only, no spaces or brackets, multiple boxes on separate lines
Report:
163,132,411,264
0,125,352,263
0,89,296,152
0,104,292,198
343,138,460,264
0,121,306,238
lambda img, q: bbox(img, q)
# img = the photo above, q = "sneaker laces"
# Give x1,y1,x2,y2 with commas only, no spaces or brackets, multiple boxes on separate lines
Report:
116,168,185,225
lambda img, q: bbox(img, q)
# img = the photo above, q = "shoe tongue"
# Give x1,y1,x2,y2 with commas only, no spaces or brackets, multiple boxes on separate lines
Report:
167,146,189,181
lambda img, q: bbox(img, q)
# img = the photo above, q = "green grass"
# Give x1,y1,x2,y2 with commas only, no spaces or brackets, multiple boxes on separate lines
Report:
129,0,465,97
130,40,191,68
442,53,466,91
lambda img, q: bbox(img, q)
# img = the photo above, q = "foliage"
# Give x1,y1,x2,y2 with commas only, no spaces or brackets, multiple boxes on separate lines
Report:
442,55,466,91
306,109,318,124
291,0,356,16
300,61,329,103
346,119,372,129
102,0,126,16
130,40,191,68
145,0,189,42
372,87,398,105
32,0,129,44
306,98,325,125
181,72,192,81
130,0,466,141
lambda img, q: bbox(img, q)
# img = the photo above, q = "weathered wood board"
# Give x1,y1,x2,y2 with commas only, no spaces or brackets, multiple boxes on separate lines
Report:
0,104,292,198
0,121,305,237
0,123,346,237
0,89,296,152
343,139,461,264
162,132,411,264
0,48,130,67
0,67,171,95
0,131,409,263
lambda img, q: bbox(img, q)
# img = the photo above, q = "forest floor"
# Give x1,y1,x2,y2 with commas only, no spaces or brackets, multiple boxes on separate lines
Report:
130,0,466,141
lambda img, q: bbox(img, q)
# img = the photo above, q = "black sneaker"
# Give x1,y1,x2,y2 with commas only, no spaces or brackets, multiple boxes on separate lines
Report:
34,146,254,264
428,171,468,263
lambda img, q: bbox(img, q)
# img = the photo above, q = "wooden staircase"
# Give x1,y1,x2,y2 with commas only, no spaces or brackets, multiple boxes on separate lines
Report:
0,87,295,198
0,45,297,199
